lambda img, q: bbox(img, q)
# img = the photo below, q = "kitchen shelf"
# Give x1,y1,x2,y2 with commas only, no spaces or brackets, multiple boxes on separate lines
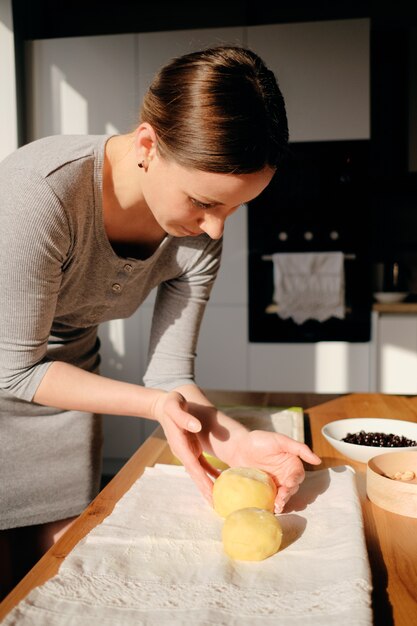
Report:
373,302,417,314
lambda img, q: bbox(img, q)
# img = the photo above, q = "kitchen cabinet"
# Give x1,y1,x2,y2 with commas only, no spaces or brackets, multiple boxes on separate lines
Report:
0,0,18,160
26,34,137,138
247,19,370,142
248,342,371,393
373,311,417,394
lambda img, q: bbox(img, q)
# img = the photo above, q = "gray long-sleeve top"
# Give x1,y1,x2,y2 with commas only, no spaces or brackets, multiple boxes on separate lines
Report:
0,134,222,403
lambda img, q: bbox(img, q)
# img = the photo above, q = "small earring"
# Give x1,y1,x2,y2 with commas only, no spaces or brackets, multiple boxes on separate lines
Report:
138,161,144,169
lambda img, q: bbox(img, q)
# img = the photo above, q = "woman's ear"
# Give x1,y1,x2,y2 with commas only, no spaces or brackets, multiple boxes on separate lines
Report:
135,123,158,166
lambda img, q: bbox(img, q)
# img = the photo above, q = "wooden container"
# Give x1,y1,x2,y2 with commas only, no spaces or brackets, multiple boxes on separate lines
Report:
366,451,417,518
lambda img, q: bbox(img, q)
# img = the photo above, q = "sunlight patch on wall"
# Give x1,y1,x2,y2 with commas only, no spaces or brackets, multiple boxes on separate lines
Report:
381,343,417,393
105,122,120,135
51,65,88,134
314,342,348,392
60,80,88,134
0,1,18,159
108,319,126,361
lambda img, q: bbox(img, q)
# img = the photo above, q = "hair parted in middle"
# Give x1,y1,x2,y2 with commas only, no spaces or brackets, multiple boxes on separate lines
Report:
140,45,289,175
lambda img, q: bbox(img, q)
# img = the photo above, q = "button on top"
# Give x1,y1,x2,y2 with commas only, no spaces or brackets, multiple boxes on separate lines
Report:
112,283,122,293
124,264,133,273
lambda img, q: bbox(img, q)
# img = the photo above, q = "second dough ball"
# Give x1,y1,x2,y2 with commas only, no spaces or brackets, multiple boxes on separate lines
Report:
222,507,283,561
213,467,277,517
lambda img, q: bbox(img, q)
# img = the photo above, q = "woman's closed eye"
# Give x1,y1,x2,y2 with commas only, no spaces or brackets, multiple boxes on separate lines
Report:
190,197,215,210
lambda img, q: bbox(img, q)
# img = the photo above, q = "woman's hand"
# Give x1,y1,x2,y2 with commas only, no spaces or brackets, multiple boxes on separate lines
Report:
151,389,321,513
228,429,321,513
151,391,221,503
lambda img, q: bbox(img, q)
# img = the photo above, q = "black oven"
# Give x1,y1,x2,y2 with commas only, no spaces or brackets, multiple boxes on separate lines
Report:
248,140,372,343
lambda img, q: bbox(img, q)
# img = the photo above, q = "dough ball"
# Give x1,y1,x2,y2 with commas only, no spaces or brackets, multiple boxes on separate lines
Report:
222,507,282,561
213,467,277,517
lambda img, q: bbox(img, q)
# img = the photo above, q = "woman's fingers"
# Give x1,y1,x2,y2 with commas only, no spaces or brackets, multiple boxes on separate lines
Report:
155,392,222,504
168,393,202,433
274,485,296,513
272,433,321,465
182,450,215,504
170,431,215,503
198,453,222,479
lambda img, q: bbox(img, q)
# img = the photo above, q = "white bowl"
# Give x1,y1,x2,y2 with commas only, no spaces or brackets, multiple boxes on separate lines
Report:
373,292,408,303
321,417,417,463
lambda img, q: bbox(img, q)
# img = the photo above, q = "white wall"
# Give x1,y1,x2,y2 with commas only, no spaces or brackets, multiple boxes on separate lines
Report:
23,20,371,470
0,0,18,161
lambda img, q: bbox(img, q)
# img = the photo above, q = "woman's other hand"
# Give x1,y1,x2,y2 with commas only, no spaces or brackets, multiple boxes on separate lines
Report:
228,430,321,513
152,391,221,504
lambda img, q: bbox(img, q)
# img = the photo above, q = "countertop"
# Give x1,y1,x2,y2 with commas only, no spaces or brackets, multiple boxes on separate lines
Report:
373,302,417,313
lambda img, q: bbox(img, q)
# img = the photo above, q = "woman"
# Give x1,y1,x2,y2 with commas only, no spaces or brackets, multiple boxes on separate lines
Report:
0,45,320,595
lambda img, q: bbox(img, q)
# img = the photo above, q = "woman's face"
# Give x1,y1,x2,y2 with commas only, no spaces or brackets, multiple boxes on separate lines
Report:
141,153,275,240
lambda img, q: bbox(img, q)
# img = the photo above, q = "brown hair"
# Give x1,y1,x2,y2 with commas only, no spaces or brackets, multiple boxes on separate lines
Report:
140,45,288,174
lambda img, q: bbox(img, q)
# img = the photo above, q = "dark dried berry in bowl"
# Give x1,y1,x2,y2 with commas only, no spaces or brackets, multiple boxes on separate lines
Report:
341,430,417,447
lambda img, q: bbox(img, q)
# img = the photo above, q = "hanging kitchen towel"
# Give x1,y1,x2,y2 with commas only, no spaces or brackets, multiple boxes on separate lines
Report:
2,464,372,626
272,251,345,324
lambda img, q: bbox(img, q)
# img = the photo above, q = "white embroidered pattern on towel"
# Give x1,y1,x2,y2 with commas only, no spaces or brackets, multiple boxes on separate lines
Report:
37,571,372,616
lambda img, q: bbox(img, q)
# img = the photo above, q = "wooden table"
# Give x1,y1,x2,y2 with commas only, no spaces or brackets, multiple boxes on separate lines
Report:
1,392,417,625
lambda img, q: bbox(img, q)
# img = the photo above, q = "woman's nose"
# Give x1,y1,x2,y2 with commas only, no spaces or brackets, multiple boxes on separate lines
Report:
199,213,225,240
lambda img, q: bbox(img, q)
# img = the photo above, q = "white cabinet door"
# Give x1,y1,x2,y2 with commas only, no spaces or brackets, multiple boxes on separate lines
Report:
0,0,18,159
247,19,370,142
195,306,248,390
27,34,137,139
209,207,248,307
248,342,371,393
377,315,417,394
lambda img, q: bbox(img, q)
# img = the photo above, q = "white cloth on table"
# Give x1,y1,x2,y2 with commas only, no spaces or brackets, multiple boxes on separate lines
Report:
2,464,372,626
272,252,345,324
